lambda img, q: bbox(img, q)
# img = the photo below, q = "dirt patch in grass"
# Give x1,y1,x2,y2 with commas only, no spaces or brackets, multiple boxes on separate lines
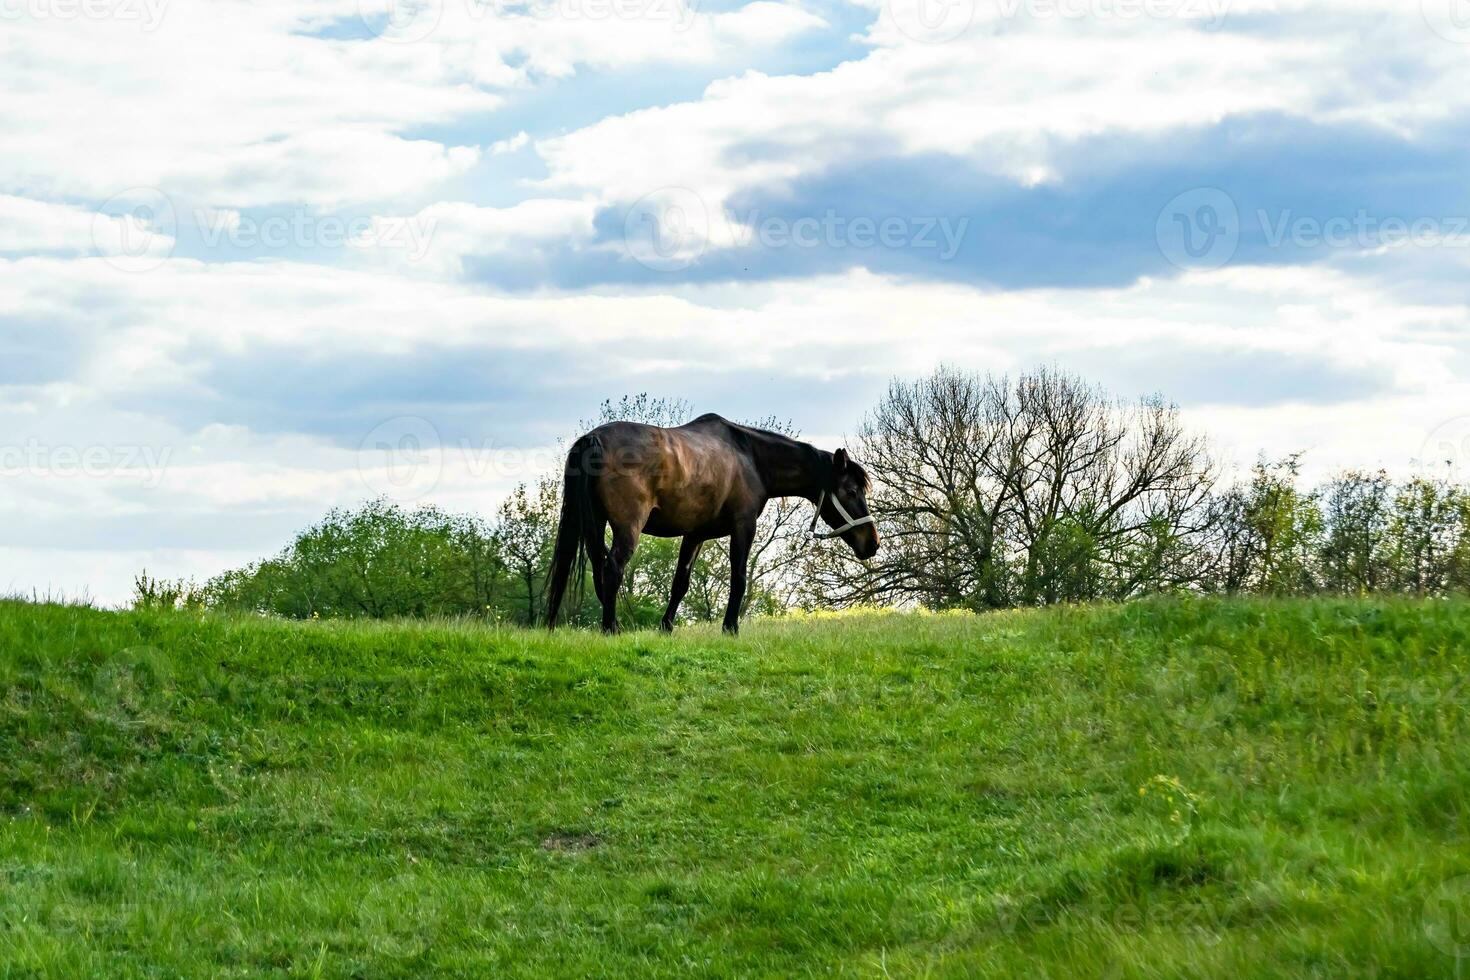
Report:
540,832,602,853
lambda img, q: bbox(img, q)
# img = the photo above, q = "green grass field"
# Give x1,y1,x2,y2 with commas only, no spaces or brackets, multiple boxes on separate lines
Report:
2,597,1468,977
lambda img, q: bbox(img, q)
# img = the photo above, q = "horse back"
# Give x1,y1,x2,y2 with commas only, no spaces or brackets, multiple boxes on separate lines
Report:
586,417,760,533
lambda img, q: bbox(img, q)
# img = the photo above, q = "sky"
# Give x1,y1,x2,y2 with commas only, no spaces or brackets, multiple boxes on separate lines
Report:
3,0,1470,605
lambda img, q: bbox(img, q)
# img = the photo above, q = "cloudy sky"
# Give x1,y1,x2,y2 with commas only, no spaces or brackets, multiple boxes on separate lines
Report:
3,0,1470,604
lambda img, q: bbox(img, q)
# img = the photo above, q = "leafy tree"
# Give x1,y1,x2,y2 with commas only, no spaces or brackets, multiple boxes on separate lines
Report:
132,570,206,611
1387,477,1464,594
1318,470,1392,593
203,499,502,619
1239,456,1323,596
494,479,560,626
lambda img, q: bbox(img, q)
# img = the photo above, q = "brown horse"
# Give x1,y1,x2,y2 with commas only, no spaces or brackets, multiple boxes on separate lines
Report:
544,413,879,634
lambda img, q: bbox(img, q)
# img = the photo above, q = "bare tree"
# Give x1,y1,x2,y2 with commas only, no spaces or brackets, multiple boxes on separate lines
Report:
1010,371,1216,603
805,366,1217,609
805,368,1017,608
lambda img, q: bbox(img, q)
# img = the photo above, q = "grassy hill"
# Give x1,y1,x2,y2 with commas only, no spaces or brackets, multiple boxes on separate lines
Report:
1,597,1468,977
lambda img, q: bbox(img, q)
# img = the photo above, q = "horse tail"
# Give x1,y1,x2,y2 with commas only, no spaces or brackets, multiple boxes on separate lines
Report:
545,434,600,629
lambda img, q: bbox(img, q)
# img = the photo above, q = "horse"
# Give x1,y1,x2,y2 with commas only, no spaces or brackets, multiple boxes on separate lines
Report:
544,413,879,634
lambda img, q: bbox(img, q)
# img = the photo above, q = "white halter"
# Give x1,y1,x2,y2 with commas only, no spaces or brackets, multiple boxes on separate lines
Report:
809,488,877,539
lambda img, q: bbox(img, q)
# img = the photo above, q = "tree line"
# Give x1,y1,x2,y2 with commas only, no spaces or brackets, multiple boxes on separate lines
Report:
144,370,1470,622
805,368,1470,608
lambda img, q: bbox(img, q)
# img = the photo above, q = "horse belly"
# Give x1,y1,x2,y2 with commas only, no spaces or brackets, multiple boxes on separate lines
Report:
643,507,731,538
641,510,684,537
644,476,729,535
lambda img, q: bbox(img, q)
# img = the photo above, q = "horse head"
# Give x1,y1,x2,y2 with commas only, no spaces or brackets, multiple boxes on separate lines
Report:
813,448,879,560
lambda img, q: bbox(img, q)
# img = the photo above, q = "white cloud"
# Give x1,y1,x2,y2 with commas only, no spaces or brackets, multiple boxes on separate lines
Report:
490,131,532,154
4,249,1463,446
712,1,827,43
534,3,1470,214
355,197,599,274
0,0,822,210
0,7,495,207
0,194,175,261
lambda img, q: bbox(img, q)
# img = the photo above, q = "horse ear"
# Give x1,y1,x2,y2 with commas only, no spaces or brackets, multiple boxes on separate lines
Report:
833,448,849,471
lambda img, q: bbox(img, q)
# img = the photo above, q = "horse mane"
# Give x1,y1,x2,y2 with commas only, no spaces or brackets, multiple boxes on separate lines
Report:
691,413,869,490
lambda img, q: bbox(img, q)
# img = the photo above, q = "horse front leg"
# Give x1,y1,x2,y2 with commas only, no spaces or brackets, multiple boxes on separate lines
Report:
661,535,703,633
723,520,755,635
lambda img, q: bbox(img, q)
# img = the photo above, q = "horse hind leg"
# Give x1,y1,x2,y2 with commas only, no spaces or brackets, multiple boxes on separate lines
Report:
584,516,609,605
